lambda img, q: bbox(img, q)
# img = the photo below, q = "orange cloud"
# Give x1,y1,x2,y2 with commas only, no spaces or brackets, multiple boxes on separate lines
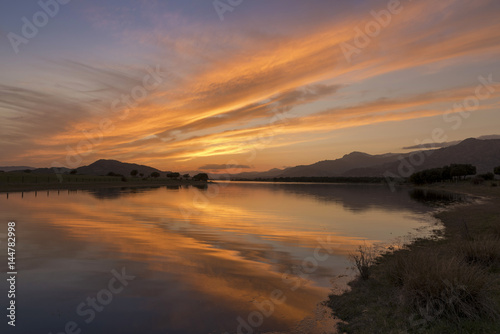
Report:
2,0,500,169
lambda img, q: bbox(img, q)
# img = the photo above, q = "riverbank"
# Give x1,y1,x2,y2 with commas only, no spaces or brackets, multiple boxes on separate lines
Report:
326,181,500,333
0,179,210,193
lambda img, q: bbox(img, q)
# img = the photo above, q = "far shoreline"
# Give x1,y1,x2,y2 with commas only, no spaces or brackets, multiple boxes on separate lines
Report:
0,179,210,193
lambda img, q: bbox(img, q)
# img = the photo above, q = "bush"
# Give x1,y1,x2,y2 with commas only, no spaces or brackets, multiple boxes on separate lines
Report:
193,173,209,181
471,176,485,185
349,245,377,280
478,173,495,181
167,172,180,179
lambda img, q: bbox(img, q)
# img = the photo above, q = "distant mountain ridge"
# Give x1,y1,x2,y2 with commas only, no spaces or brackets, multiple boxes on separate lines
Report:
76,159,170,177
232,138,500,179
0,166,36,172
2,137,499,179
360,138,500,177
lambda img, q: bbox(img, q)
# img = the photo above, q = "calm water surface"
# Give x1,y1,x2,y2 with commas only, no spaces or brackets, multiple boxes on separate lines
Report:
0,182,458,333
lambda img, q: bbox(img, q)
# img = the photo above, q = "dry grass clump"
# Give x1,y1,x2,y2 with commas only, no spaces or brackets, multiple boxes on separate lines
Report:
489,224,500,238
458,235,500,266
384,248,499,322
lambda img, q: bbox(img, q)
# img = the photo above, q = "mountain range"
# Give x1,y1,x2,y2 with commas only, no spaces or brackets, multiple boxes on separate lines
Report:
1,137,499,178
75,159,170,177
231,138,500,179
0,159,170,177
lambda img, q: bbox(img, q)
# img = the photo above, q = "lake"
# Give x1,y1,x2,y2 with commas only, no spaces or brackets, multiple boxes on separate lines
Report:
0,182,457,333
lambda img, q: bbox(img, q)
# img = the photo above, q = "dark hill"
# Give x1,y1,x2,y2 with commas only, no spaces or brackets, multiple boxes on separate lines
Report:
233,138,500,179
76,159,166,176
356,138,500,177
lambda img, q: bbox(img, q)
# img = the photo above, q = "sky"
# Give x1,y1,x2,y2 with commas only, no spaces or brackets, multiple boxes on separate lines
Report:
1,0,500,173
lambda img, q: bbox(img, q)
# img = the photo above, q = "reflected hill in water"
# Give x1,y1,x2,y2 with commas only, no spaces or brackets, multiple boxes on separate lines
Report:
84,184,207,199
224,182,467,213
83,182,466,213
409,188,469,207
0,181,454,333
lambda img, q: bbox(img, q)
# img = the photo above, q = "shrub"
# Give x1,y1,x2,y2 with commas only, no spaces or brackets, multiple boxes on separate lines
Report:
471,176,484,185
349,245,377,280
478,173,495,181
167,172,180,179
193,173,209,181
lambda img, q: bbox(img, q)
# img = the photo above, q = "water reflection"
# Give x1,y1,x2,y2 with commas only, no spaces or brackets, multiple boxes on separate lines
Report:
85,186,163,199
0,183,445,333
409,188,468,207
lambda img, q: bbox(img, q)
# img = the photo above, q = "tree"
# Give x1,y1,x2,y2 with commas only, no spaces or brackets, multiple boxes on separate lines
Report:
450,164,476,180
495,166,500,176
477,173,494,181
70,169,77,175
410,167,447,185
441,165,452,181
150,172,160,178
409,164,477,185
130,169,138,177
183,174,190,180
167,172,180,179
139,173,144,177
193,173,209,182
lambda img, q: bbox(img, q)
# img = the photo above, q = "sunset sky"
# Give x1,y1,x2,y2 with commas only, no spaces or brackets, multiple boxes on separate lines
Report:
1,0,500,172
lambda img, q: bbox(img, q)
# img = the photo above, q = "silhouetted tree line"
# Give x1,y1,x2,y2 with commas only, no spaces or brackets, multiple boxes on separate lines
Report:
193,173,209,181
410,164,477,185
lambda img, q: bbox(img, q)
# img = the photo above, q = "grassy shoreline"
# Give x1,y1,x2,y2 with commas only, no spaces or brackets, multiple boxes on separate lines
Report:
326,181,500,333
